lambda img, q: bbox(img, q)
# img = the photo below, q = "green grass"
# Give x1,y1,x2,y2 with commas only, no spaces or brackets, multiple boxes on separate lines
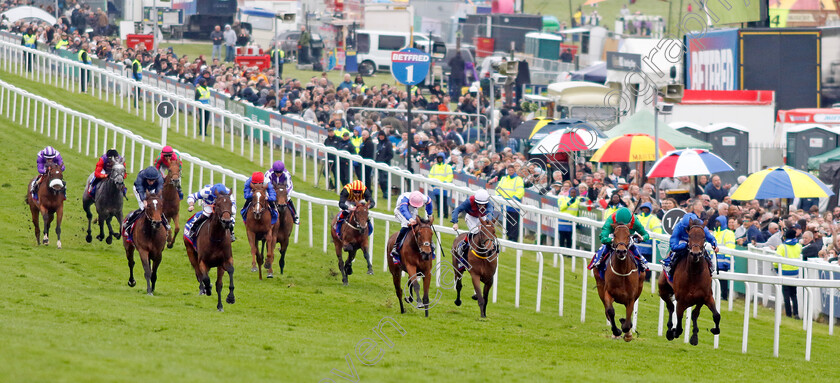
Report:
1,77,839,382
526,0,682,38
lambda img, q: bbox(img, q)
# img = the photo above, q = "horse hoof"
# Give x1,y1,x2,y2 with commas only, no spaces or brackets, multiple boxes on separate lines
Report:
96,234,104,241
367,268,373,275
86,234,92,243
115,233,121,239
342,281,349,286
267,272,273,279
106,236,113,245
666,330,675,341
471,294,478,301
612,335,622,340
416,302,424,309
345,265,353,276
710,328,720,335
454,299,461,306
251,266,258,273
612,329,622,337
689,336,698,346
56,241,62,249
404,296,413,304
226,296,235,304
167,243,174,249
264,262,272,270
147,292,154,296
128,279,136,287
218,307,224,312
624,334,633,342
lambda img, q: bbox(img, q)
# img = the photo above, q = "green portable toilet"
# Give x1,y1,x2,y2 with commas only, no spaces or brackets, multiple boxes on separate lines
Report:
525,32,563,61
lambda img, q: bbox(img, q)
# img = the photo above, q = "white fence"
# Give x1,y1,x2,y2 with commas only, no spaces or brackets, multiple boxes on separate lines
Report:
0,71,840,360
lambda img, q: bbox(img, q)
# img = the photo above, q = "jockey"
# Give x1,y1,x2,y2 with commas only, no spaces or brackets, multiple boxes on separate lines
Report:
185,183,237,242
240,171,278,224
154,145,183,199
450,189,495,260
85,148,127,197
264,161,298,224
588,207,650,273
390,191,433,264
124,166,168,232
335,180,375,235
32,146,65,196
662,213,718,280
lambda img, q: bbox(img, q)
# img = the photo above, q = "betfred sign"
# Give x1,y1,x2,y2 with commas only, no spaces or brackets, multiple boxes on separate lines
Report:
390,48,430,86
391,52,431,63
685,29,739,90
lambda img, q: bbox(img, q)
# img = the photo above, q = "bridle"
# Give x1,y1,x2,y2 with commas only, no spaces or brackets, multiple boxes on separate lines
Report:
165,161,181,186
609,224,637,277
275,183,288,207
344,203,368,233
44,164,65,193
410,220,435,259
251,189,266,220
468,221,498,260
144,196,163,229
213,194,234,229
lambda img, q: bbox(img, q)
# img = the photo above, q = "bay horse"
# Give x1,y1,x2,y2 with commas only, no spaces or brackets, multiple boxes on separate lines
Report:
84,158,126,244
451,217,498,318
594,224,645,341
123,192,167,294
184,191,235,311
26,163,66,248
245,182,276,280
387,216,435,317
658,224,721,345
329,201,373,286
161,159,182,249
272,182,294,275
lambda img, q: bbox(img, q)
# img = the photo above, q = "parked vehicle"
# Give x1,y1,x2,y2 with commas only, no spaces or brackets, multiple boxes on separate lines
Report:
355,30,446,76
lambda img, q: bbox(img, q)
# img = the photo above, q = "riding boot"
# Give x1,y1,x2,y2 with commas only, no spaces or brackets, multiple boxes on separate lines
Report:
229,226,237,242
391,227,410,264
188,214,209,243
289,199,300,224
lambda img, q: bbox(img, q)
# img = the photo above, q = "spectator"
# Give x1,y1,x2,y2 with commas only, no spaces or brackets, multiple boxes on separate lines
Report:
774,228,801,319
704,175,730,202
210,25,224,62
761,222,782,250
374,130,394,197
496,164,525,241
801,231,822,260
223,25,236,62
557,186,585,248
428,152,453,219
357,130,375,189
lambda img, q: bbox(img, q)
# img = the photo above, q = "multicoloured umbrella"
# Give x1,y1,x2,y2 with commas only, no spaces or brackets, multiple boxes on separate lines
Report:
589,133,675,163
510,118,555,140
646,149,734,178
731,166,834,200
529,128,606,154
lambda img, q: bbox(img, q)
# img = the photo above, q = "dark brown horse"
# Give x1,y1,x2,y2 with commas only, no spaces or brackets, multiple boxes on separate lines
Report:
124,192,167,294
245,182,275,280
594,224,645,341
26,163,66,248
387,216,435,317
451,217,498,318
161,159,182,249
272,182,294,275
184,192,235,311
658,224,721,345
330,201,373,286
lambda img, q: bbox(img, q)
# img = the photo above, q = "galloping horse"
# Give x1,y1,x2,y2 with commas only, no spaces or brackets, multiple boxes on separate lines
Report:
123,192,167,294
329,201,373,286
245,183,275,280
451,217,498,318
184,191,235,311
594,224,645,341
161,159,182,249
272,182,294,275
387,216,435,317
84,158,126,244
26,163,66,248
658,224,721,345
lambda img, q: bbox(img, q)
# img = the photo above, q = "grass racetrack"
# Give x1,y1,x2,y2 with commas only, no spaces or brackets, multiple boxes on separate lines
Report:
0,74,838,382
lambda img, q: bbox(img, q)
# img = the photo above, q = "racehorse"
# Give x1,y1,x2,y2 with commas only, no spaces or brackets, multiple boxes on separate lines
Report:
387,216,435,317
26,163,66,248
84,158,126,244
658,224,721,345
451,217,498,318
123,192,167,294
272,182,294,275
245,183,275,280
161,159,182,249
184,191,235,311
329,201,373,286
594,224,645,341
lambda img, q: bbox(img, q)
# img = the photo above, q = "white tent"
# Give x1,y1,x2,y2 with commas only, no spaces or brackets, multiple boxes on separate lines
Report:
0,6,57,25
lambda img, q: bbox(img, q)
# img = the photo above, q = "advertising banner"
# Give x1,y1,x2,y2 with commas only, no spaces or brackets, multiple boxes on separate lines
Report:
685,29,739,90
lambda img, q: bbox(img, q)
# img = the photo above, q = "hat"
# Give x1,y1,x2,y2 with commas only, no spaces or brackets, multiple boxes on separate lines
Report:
251,172,265,184
785,228,797,240
551,182,562,188
639,202,653,211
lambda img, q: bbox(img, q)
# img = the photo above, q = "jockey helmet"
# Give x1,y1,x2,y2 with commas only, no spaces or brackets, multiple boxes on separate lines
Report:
475,189,490,204
42,146,57,159
161,145,174,154
614,207,633,225
347,180,364,193
106,149,119,159
211,183,228,195
251,172,265,184
272,161,285,173
409,191,425,208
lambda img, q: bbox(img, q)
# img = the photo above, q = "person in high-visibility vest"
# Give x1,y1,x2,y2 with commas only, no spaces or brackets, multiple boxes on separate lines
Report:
54,35,69,50
495,164,524,241
713,215,736,300
131,53,143,108
269,45,285,79
557,187,585,248
428,152,453,219
350,127,363,154
78,43,91,93
195,78,211,136
636,202,662,263
21,28,36,72
775,228,801,319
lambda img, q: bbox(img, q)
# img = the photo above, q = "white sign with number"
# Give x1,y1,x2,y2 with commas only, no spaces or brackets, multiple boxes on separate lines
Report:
662,209,686,235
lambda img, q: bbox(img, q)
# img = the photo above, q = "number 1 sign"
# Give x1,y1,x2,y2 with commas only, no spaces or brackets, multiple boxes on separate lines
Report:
390,48,431,86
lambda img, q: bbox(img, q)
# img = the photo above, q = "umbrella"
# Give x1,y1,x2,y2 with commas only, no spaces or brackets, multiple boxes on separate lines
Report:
590,133,675,163
529,119,605,142
510,118,555,140
583,0,608,5
529,128,606,154
646,149,735,178
731,166,834,200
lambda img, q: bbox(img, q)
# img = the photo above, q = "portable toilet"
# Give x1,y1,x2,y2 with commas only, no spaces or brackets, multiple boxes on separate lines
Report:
524,32,563,61
786,124,838,170
671,122,749,185
671,121,707,142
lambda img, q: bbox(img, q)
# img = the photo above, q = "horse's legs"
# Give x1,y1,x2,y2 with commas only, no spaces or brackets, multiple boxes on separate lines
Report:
663,296,676,340
247,230,260,279
706,294,721,335
482,277,493,318
150,255,161,293
41,209,52,246
167,213,180,249
689,303,703,346
362,245,373,275
422,268,431,317
54,206,63,249
199,261,212,296
471,272,486,318
674,300,688,339
114,210,123,239
29,203,41,245
104,215,117,244
96,213,105,242
604,292,621,337
138,249,153,295
215,267,224,312
345,248,357,276
454,272,463,306
225,260,235,305
334,240,348,286
622,299,635,341
125,243,136,287
265,233,276,274
391,270,405,314
84,200,93,243
404,264,418,304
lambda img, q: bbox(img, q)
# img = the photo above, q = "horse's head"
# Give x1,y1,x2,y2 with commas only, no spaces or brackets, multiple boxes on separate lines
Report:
688,222,706,261
165,159,181,188
611,224,631,260
214,192,234,230
473,216,498,256
274,183,288,207
109,158,126,186
353,201,369,226
144,192,164,230
413,216,435,260
44,163,65,192
250,183,267,220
